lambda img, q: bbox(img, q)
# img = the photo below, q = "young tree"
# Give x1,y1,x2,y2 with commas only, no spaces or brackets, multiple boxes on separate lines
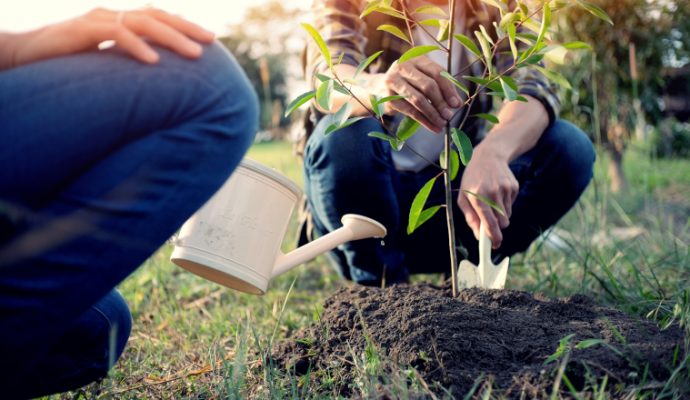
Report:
288,0,610,296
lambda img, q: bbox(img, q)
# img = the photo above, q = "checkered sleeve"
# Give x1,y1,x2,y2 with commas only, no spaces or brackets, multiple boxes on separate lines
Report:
306,0,368,90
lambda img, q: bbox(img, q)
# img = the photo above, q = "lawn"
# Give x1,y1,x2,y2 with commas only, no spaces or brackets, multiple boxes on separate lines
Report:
52,140,689,399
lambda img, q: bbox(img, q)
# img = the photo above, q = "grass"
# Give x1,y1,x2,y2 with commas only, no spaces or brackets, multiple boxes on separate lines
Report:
51,140,689,399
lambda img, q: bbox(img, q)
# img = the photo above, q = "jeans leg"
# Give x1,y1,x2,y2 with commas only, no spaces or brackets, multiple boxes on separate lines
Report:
12,290,132,399
0,42,258,391
303,117,408,285
496,119,596,259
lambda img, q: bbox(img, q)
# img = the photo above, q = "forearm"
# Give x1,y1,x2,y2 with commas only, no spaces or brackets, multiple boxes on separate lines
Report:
0,32,19,70
475,95,549,162
0,29,45,71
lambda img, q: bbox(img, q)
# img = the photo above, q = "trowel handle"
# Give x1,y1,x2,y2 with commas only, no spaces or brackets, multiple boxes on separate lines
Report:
478,221,493,265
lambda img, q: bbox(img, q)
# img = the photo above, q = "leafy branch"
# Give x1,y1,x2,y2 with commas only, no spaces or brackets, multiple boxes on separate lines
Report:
288,0,611,296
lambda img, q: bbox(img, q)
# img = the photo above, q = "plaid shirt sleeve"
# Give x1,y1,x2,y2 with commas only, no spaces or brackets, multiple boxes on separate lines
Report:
305,0,368,90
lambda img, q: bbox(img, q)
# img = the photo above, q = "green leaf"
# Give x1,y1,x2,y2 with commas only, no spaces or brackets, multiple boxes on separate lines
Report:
360,0,382,18
440,71,469,96
475,113,499,124
575,339,606,350
315,73,330,82
534,65,572,91
316,79,334,111
361,3,406,19
522,53,545,65
284,91,315,117
544,334,575,365
516,32,538,44
507,22,518,61
492,21,505,41
436,20,450,42
324,103,353,135
301,23,332,70
396,116,421,141
355,50,384,77
480,0,507,12
416,206,442,230
376,94,406,104
500,77,519,101
398,45,439,63
408,176,438,234
576,0,613,25
522,18,542,35
474,30,493,72
501,75,519,92
464,76,502,92
462,190,506,216
367,131,390,141
332,81,350,95
368,131,403,151
413,5,447,16
562,41,592,50
536,2,551,47
453,34,481,58
377,24,411,45
479,25,495,45
499,12,518,30
517,0,529,16
371,94,406,116
342,78,361,85
439,149,461,181
338,116,366,131
419,18,441,28
451,128,473,166
370,94,384,117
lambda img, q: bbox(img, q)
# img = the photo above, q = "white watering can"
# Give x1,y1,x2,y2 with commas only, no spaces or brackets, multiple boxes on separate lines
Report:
171,158,387,295
457,221,510,289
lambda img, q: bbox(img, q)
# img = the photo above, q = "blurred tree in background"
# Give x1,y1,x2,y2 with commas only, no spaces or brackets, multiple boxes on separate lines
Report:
218,1,303,133
554,0,690,192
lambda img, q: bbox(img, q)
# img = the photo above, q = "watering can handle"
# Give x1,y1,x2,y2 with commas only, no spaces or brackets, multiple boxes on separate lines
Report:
272,214,387,278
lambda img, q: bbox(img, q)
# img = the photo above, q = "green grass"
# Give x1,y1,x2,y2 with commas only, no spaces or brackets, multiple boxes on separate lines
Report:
52,141,689,399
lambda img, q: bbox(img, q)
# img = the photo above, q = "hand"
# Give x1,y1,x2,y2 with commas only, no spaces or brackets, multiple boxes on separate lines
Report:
370,56,461,132
457,146,519,248
10,8,215,68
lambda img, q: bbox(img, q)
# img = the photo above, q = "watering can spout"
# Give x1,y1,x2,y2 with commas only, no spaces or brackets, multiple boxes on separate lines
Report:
272,214,387,278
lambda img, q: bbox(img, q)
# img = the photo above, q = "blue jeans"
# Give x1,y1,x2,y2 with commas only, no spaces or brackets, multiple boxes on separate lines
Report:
0,42,258,398
303,117,595,285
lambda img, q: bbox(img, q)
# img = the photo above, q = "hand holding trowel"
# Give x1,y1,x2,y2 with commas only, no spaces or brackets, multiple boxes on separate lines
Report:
457,221,510,289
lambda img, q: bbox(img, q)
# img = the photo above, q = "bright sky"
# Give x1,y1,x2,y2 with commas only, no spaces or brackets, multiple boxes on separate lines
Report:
0,0,312,34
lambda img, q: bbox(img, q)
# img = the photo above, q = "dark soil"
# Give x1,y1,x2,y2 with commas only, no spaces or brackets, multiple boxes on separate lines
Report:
273,284,685,398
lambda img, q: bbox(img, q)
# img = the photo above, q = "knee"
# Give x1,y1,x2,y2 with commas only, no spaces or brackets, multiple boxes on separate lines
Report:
156,41,259,152
542,119,596,193
195,42,259,148
305,117,388,175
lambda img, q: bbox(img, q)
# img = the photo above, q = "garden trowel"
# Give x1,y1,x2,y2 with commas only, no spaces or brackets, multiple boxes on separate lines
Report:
457,222,510,289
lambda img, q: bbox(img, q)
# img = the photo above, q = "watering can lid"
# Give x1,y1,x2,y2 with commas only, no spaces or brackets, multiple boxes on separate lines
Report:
240,158,302,198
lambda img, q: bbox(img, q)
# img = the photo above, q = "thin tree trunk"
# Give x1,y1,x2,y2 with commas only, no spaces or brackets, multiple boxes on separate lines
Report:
606,122,628,193
607,145,627,193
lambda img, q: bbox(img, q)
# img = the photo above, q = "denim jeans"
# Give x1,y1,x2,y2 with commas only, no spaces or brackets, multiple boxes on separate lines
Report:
0,42,258,398
303,117,595,285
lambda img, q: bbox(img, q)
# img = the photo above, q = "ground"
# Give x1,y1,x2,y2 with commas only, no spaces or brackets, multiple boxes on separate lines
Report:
49,140,689,399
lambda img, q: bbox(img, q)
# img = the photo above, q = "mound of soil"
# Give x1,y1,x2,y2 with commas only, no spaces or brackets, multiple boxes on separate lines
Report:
273,284,684,398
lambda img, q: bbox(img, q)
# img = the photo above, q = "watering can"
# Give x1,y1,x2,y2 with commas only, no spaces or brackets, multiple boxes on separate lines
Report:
170,158,387,295
457,221,510,289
